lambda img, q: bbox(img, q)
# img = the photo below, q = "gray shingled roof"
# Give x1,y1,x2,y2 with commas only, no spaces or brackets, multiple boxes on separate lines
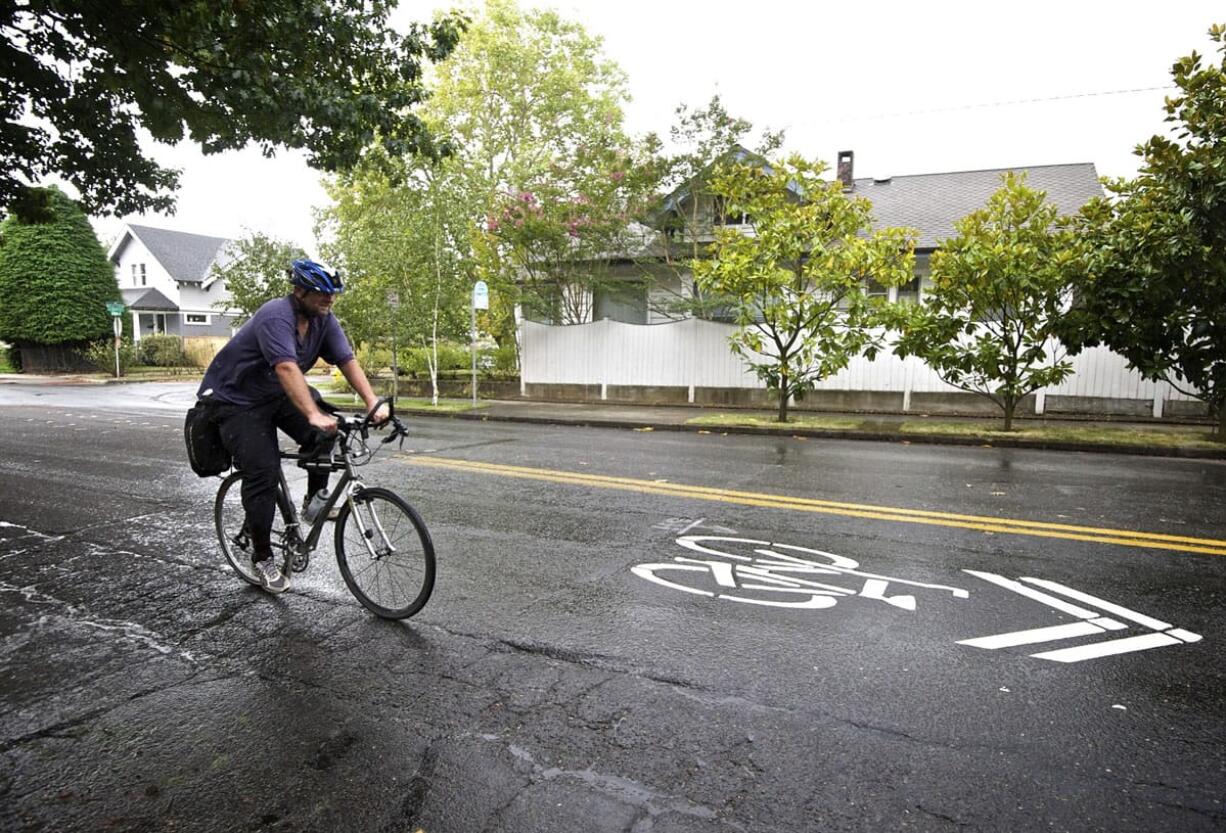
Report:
121,287,178,311
854,163,1102,249
126,224,230,283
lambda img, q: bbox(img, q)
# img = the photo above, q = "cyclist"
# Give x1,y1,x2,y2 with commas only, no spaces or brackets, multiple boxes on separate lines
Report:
196,259,389,594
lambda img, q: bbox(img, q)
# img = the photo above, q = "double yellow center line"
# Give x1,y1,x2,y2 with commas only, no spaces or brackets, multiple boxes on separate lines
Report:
407,455,1226,557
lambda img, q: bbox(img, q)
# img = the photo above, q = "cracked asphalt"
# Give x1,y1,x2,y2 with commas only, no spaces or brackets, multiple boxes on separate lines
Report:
0,382,1223,832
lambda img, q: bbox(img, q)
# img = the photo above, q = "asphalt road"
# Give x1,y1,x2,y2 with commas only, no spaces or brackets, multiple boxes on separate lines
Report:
1,383,1223,832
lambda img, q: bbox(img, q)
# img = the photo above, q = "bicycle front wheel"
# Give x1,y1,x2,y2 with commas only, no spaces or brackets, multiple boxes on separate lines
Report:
335,487,435,619
215,471,291,586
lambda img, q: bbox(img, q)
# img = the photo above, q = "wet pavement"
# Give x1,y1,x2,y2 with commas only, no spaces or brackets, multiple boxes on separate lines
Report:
0,383,1224,832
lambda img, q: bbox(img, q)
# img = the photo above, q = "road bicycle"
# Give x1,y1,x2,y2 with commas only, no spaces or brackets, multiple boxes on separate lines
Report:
214,397,435,619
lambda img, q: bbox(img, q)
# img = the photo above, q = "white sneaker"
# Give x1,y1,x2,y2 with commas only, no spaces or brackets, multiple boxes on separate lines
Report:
253,557,289,594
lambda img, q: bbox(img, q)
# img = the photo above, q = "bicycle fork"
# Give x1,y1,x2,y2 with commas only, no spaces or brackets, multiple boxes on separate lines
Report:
350,491,397,560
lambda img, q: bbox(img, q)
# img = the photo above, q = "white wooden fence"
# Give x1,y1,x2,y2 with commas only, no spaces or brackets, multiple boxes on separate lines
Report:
521,318,1199,416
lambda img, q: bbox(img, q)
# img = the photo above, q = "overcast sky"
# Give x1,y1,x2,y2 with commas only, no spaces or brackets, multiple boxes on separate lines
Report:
92,0,1224,256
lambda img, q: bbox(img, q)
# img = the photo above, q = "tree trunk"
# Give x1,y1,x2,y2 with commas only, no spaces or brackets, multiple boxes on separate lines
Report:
777,368,790,423
1216,404,1225,442
1003,398,1016,432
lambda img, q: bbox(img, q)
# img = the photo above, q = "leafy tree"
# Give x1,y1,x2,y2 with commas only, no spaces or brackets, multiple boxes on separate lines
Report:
1061,24,1226,439
0,187,120,349
1,1,465,216
693,155,915,422
882,174,1077,431
648,96,784,318
319,151,470,404
422,0,640,345
208,232,306,325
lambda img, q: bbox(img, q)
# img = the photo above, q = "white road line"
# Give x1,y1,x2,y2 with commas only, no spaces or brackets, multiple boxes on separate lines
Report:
1019,578,1172,631
1167,628,1203,643
962,570,1100,618
1031,632,1183,663
957,621,1106,650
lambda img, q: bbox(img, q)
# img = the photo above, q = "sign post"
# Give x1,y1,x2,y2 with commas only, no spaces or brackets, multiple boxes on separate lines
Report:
386,290,400,406
105,302,125,378
471,281,489,407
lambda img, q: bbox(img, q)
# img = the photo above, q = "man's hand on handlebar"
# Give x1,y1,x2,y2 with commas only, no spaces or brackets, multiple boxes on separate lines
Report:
368,401,391,427
309,410,339,435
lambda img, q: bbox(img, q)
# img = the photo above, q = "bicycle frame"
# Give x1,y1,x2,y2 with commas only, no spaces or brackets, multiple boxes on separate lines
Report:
274,412,401,562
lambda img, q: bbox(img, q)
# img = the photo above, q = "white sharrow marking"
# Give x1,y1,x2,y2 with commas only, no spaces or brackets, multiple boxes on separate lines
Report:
1031,632,1183,663
957,621,1106,650
962,570,1099,618
1019,578,1172,631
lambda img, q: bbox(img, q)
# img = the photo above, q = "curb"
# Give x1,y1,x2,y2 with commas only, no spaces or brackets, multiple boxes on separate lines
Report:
400,408,1226,460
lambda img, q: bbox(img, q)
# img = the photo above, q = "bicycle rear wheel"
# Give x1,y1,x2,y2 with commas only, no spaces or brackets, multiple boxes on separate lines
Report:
335,487,435,619
215,472,292,585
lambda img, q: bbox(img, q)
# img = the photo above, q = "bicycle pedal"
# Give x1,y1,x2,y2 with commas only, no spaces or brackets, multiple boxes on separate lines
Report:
290,554,310,573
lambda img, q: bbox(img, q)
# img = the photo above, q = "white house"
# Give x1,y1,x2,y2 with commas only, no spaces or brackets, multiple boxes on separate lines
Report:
107,224,239,341
521,153,1207,418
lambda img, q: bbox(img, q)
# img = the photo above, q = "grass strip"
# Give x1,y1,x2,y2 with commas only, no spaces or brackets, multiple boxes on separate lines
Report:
685,412,1220,449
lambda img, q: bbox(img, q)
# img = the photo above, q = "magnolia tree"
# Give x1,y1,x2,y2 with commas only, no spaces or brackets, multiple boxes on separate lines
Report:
881,174,1078,431
1060,24,1226,439
693,155,915,422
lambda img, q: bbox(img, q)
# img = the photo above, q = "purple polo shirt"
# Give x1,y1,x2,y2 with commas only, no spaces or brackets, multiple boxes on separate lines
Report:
198,296,355,406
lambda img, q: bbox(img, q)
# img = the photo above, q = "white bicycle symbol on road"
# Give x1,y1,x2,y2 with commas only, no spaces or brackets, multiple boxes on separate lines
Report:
632,535,1203,663
632,535,969,611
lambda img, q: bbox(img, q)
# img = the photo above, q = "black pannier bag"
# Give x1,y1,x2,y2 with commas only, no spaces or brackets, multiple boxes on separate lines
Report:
184,401,231,477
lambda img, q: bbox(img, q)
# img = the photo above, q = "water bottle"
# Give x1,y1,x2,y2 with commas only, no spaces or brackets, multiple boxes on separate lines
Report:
304,488,330,523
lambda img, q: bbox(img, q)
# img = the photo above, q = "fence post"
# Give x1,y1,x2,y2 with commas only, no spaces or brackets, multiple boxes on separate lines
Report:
1035,390,1046,416
1152,384,1165,419
902,359,913,412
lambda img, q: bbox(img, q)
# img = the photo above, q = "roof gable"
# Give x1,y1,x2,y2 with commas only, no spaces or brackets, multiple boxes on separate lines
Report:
123,224,231,283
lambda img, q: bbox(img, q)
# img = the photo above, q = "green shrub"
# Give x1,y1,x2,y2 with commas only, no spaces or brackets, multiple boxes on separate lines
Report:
0,186,119,346
356,343,392,373
136,334,187,366
84,339,138,375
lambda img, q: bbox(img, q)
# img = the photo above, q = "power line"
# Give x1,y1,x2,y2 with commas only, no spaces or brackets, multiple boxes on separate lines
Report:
806,85,1179,126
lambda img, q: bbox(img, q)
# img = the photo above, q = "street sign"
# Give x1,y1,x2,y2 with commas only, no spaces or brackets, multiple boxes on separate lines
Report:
106,301,124,316
472,280,489,310
112,317,122,338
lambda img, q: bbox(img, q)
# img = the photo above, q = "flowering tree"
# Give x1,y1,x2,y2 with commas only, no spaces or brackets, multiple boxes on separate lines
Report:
484,143,657,323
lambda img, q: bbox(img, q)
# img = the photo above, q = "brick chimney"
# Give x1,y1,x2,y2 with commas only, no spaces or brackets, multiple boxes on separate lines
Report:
836,150,854,190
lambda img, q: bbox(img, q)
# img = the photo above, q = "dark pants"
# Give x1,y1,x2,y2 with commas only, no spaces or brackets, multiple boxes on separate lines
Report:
214,392,334,561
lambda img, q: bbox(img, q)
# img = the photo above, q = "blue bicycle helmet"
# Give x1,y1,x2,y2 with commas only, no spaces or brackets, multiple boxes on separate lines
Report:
288,259,344,294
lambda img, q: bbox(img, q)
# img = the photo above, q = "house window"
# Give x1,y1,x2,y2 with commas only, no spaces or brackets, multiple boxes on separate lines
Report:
185,313,210,325
895,275,921,304
711,196,749,226
138,263,147,286
593,282,648,324
864,278,889,299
